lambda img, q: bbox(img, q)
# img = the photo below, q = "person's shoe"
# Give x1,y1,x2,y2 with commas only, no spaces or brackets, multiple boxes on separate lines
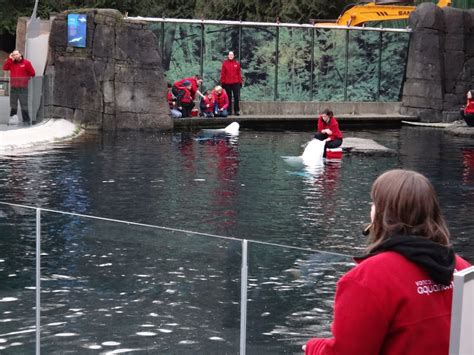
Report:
8,115,19,125
234,111,240,116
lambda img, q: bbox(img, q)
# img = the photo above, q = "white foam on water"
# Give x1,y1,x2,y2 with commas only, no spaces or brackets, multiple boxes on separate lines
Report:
140,324,155,328
102,341,121,346
136,332,157,336
148,313,158,317
84,344,102,349
0,338,7,343
103,349,141,354
98,263,113,267
193,179,206,182
0,297,18,302
209,337,225,341
136,274,151,278
55,332,78,337
47,322,67,326
178,340,197,345
51,274,76,280
158,329,173,333
0,319,13,323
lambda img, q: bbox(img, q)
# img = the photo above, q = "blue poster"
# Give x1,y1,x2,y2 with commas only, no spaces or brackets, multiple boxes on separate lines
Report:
67,14,87,48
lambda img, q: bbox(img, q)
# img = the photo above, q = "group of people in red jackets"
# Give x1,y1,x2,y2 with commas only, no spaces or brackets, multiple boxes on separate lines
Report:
167,51,243,118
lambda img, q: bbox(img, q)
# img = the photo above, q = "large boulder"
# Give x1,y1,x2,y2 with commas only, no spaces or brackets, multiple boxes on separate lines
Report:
402,5,474,122
45,9,172,131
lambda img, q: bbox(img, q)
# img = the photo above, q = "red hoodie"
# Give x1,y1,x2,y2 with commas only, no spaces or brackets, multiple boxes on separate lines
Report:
317,116,343,140
212,89,229,110
305,252,471,355
173,77,199,100
2,57,35,88
220,59,242,85
465,99,474,114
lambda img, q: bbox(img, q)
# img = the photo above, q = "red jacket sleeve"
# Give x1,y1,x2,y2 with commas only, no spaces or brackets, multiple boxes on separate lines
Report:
220,62,226,84
317,116,324,132
2,57,12,71
305,277,389,355
26,60,36,77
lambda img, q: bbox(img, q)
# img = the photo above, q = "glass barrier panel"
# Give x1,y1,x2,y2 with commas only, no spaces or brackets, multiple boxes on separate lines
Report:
277,27,313,101
39,211,241,353
203,25,240,92
380,32,410,102
240,26,277,101
246,242,353,353
0,204,37,353
313,29,346,102
347,30,380,102
162,23,202,84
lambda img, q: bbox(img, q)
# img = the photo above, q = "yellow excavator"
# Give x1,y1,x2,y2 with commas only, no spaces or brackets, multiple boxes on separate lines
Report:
314,0,451,27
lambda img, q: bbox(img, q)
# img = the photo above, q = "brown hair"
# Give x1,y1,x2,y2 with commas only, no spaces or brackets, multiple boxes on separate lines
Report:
322,108,333,117
367,169,450,252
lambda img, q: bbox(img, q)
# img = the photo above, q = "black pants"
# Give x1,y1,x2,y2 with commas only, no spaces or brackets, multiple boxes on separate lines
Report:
222,83,240,115
10,87,30,122
314,132,343,157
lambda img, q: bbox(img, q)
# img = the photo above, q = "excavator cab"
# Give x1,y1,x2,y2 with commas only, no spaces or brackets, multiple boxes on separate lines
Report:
313,0,451,27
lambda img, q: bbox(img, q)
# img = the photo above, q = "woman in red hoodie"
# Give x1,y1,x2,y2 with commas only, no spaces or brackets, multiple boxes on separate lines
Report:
220,51,243,116
304,169,471,355
314,109,343,157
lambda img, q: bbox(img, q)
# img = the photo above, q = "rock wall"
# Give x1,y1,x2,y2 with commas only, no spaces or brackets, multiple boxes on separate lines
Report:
402,4,474,122
45,9,171,130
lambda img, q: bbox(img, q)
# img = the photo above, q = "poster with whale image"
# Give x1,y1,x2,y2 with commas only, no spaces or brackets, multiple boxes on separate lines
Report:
67,14,87,48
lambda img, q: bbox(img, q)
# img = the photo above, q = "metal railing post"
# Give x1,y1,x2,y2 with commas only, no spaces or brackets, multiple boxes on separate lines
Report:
377,31,383,101
240,239,248,355
35,208,41,355
344,29,349,101
310,28,315,101
274,25,280,101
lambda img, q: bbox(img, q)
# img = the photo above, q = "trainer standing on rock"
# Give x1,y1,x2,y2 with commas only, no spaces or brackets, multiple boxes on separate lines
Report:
2,50,36,125
220,51,243,116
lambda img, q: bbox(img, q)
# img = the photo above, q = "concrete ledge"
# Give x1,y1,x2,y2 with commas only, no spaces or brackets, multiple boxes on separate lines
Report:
173,113,419,130
239,101,403,115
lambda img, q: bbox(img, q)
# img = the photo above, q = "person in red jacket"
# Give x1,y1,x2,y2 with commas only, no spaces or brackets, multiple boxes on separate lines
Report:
2,50,36,124
175,81,194,118
304,169,471,355
314,109,343,157
212,86,229,117
172,75,203,101
166,83,182,118
220,51,243,116
200,90,215,118
461,89,474,127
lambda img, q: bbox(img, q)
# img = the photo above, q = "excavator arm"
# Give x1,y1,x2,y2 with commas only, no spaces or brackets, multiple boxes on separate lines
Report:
315,0,451,27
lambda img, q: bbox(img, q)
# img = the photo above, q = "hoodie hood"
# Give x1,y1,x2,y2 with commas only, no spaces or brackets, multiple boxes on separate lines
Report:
355,234,455,285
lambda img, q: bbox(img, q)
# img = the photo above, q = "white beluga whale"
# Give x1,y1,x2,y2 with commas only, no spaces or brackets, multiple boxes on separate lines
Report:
196,122,240,141
282,138,325,177
301,138,325,166
282,139,325,167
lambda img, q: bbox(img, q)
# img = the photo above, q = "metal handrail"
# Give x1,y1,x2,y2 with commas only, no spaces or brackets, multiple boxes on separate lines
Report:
125,16,412,33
